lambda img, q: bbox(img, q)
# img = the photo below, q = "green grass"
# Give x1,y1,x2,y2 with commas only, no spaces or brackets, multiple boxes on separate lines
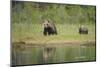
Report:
12,23,95,43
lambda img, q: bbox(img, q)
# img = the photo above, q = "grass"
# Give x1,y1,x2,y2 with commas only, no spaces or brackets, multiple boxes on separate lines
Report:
12,23,96,65
12,23,95,44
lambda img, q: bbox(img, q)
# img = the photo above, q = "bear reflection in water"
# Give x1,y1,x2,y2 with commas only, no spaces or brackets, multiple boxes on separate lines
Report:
43,47,56,63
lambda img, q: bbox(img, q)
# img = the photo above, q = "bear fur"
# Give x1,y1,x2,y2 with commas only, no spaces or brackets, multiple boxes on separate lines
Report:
43,20,57,36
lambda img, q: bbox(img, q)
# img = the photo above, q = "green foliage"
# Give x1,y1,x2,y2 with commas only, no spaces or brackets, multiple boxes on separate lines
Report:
12,1,96,24
12,1,96,42
12,23,95,42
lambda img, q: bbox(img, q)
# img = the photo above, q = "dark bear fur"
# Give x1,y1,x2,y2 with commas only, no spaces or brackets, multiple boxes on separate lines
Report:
79,25,88,34
43,20,57,36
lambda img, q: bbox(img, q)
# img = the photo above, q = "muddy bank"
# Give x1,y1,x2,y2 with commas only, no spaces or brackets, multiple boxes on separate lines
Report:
12,40,96,48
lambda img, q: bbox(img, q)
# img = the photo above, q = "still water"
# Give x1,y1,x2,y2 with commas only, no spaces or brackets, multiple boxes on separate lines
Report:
12,43,96,66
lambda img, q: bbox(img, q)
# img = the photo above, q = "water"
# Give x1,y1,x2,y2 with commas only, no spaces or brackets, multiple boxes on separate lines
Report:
12,43,96,66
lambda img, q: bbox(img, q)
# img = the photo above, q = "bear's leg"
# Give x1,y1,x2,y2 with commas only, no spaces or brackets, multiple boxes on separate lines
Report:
79,28,81,34
47,27,52,35
43,28,48,36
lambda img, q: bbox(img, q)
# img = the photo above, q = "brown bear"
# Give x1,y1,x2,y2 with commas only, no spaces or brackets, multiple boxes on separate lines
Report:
79,25,88,34
43,19,57,36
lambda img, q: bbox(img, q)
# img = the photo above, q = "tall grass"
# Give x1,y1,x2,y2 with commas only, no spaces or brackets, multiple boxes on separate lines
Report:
12,23,95,43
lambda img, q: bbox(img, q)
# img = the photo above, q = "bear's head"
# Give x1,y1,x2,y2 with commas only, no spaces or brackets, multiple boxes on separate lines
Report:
43,20,51,28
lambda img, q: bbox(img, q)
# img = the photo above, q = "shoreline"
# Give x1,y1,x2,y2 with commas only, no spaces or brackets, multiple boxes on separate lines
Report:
12,40,96,47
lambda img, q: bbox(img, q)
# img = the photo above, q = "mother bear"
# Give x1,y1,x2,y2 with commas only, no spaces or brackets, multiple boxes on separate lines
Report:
43,19,57,36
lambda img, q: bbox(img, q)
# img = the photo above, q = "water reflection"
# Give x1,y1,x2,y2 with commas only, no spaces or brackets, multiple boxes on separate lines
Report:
12,43,96,66
43,47,56,63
